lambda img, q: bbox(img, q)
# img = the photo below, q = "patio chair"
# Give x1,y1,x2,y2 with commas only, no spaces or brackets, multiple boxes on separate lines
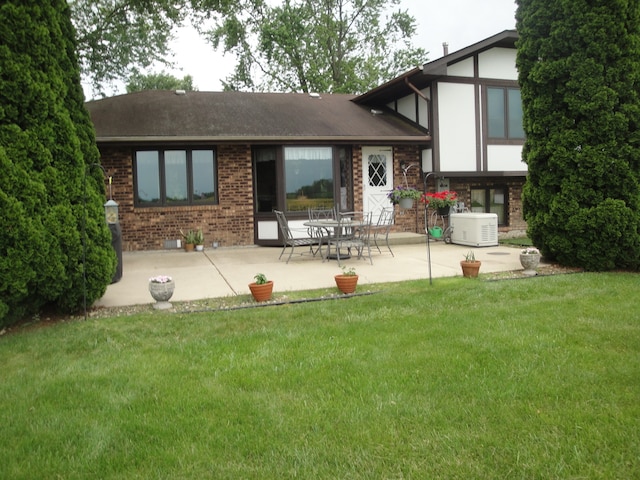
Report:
274,210,319,263
371,208,395,256
307,206,337,256
324,211,373,266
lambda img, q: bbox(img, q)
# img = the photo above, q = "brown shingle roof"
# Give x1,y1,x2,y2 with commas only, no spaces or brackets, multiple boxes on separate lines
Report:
86,90,429,144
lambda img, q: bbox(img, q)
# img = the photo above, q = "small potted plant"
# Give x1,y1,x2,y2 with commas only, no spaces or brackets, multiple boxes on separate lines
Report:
148,275,174,309
181,229,197,252
194,229,205,251
460,250,481,278
520,246,541,276
249,273,273,302
334,265,359,294
420,190,458,216
387,186,421,209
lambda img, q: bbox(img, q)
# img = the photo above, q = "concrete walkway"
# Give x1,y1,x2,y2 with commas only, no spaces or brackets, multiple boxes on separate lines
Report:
95,235,524,308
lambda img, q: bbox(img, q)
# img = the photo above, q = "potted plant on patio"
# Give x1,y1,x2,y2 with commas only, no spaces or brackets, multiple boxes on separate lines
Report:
460,250,481,278
420,190,458,216
194,229,205,251
181,229,197,252
387,186,421,209
334,265,359,294
520,247,541,276
249,273,274,302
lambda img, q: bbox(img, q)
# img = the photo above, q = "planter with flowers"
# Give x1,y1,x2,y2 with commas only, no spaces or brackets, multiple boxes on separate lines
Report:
420,190,458,216
149,275,174,309
388,186,422,209
520,247,541,276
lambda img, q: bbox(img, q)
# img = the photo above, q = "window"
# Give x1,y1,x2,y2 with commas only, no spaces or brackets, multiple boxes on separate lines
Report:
471,187,506,225
284,146,333,211
254,147,277,213
487,87,524,140
134,149,217,206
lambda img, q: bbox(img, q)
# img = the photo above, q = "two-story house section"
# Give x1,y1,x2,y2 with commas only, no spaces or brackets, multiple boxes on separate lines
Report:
354,30,526,234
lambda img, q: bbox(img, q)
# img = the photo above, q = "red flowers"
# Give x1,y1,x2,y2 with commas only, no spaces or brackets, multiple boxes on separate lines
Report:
420,190,458,208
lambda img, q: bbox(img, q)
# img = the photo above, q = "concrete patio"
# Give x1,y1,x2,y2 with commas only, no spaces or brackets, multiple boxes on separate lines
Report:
95,235,525,308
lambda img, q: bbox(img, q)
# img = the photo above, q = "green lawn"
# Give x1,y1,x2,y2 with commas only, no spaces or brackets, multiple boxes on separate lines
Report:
1,273,639,479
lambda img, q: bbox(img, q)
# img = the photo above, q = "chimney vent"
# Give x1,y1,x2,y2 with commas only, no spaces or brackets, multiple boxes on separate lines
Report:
442,42,449,56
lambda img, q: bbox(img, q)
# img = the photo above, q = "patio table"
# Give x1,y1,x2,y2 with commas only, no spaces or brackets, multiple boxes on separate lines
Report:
304,219,368,261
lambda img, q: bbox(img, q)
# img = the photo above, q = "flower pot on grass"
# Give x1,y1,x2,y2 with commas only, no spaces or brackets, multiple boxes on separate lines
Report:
460,251,481,278
334,266,358,294
249,273,273,302
149,275,174,309
520,247,541,276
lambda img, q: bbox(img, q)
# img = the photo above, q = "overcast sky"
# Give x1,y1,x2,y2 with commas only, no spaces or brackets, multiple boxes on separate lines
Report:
155,0,517,93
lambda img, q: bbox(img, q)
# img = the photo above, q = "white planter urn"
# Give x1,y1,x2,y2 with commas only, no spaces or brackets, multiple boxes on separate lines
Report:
520,253,541,276
149,279,175,309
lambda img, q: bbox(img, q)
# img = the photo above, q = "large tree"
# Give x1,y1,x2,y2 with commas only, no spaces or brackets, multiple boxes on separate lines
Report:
126,71,196,92
70,0,192,96
516,0,640,270
209,0,427,93
0,0,116,327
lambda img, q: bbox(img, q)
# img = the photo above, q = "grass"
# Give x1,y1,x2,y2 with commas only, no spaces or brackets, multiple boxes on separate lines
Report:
1,273,639,479
499,236,534,247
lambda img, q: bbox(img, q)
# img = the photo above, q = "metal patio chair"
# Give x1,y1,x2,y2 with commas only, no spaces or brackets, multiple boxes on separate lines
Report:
307,206,337,256
274,210,319,263
371,208,395,256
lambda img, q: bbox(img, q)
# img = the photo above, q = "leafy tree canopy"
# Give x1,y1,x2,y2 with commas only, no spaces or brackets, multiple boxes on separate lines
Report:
70,0,193,96
126,71,197,92
208,0,427,93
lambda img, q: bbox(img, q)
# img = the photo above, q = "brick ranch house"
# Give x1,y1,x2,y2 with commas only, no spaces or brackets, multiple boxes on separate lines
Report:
86,30,526,251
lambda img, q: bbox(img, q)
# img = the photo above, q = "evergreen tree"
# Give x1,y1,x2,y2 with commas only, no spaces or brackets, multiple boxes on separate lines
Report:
516,0,640,270
0,0,115,326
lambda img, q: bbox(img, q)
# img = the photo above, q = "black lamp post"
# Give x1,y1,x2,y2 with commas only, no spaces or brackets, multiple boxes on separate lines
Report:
83,165,121,320
423,171,437,285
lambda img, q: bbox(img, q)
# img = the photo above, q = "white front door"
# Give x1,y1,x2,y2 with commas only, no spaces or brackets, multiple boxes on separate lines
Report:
362,146,393,224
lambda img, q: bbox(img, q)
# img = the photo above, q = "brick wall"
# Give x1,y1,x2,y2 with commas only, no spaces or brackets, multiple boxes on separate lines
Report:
99,145,254,251
98,144,527,251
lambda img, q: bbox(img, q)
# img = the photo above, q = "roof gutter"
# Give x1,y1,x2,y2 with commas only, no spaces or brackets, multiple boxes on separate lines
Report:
95,135,432,144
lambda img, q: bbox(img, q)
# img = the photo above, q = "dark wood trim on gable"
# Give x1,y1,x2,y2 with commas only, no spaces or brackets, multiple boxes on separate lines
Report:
473,54,482,172
431,82,440,171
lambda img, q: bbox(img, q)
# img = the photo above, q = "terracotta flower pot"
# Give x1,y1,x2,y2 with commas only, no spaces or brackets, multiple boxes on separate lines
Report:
460,260,481,278
249,281,273,302
335,274,359,294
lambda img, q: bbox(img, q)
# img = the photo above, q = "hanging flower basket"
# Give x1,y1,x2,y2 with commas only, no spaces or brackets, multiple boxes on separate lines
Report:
420,190,458,209
399,197,415,209
387,186,421,206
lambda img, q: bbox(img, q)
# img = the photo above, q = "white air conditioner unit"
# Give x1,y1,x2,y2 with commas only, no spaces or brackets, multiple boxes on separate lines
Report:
449,213,498,247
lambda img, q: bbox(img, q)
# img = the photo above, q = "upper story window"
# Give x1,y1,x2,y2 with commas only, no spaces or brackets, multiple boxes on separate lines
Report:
487,87,524,141
134,148,217,207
